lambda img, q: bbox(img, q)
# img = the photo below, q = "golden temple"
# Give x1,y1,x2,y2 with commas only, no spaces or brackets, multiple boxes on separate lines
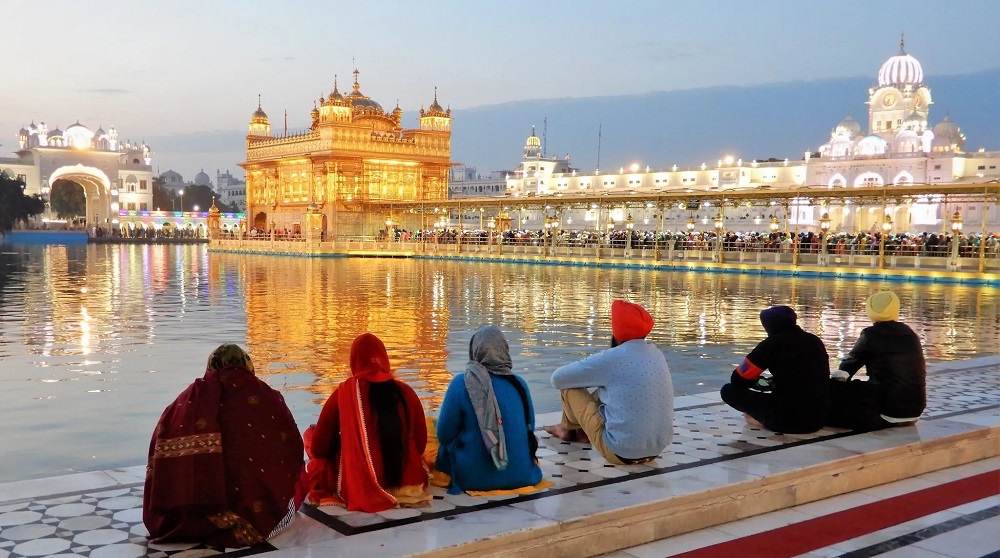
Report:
240,68,452,237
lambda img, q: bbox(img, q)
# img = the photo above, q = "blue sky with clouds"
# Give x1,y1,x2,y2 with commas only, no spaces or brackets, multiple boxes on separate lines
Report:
3,0,998,179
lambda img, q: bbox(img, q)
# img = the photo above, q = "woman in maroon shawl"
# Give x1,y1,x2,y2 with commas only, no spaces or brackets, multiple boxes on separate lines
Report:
304,333,430,512
143,344,305,547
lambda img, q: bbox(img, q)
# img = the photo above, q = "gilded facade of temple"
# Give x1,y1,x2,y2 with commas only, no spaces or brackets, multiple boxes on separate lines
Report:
240,69,452,237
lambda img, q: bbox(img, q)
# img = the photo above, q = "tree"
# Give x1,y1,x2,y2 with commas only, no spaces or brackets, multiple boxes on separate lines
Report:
49,179,87,219
0,174,46,235
152,176,173,211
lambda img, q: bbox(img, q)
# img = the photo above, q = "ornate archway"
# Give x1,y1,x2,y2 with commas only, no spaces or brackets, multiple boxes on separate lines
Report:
49,165,113,226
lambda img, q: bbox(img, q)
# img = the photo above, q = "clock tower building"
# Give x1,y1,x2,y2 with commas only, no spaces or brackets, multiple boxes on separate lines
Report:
867,36,932,143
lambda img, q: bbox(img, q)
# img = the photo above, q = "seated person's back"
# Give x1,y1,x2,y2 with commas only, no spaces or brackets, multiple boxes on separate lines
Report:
546,300,674,464
305,333,430,512
831,291,926,429
143,344,304,547
435,326,542,493
721,306,830,433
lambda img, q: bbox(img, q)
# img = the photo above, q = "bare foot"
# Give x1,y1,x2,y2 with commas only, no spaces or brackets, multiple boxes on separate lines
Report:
543,425,589,443
743,413,764,429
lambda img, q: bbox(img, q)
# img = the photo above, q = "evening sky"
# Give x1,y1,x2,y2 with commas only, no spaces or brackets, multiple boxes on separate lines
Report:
2,0,998,179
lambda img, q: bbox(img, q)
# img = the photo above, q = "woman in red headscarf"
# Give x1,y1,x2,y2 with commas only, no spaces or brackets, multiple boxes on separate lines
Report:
305,333,430,512
143,344,305,547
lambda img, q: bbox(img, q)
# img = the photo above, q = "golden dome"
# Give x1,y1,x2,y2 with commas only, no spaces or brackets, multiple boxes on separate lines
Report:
428,87,444,113
346,68,385,112
251,95,269,123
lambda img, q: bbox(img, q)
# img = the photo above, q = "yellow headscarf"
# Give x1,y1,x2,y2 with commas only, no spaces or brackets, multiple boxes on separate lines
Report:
866,291,900,323
206,343,255,374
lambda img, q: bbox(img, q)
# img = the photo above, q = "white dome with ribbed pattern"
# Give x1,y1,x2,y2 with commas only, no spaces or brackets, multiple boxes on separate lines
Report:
878,40,923,87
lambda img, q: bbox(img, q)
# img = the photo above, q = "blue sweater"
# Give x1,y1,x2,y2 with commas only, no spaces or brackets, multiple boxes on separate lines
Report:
551,339,674,459
435,373,543,494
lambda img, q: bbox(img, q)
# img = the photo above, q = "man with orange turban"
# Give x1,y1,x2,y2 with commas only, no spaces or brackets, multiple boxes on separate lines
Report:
544,300,673,465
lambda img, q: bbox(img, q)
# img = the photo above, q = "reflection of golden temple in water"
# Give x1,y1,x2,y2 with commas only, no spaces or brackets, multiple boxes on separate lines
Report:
236,255,455,408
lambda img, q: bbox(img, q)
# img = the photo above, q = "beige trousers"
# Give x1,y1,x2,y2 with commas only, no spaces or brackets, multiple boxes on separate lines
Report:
558,388,625,465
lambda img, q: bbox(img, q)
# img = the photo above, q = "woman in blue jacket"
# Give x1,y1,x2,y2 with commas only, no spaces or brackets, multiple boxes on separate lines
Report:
435,326,542,494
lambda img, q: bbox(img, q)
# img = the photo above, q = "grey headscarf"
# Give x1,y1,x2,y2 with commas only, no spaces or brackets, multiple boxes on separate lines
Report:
464,325,513,470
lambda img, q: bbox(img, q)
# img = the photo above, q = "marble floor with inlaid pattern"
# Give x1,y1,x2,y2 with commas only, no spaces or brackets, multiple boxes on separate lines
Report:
1,356,998,558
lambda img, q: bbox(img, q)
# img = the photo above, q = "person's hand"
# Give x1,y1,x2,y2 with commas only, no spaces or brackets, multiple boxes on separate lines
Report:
830,370,849,381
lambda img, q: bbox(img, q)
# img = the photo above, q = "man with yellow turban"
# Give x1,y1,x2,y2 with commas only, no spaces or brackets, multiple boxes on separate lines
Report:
828,291,927,430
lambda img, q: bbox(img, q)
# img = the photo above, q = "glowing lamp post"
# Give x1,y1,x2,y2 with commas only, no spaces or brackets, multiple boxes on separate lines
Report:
606,216,615,248
686,216,696,232
878,214,893,269
625,213,634,256
487,217,496,250
713,212,725,262
179,189,184,213
819,212,831,264
769,215,780,233
385,217,394,242
949,210,963,265
543,215,555,255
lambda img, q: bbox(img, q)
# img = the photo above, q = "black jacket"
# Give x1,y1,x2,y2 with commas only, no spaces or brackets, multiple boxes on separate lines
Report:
731,325,831,429
839,321,926,419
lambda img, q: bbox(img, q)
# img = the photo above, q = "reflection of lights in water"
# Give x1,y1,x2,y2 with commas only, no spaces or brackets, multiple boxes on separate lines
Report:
2,245,1000,484
79,307,92,355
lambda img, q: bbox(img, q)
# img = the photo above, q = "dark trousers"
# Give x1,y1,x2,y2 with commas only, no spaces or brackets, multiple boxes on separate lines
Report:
720,384,823,434
827,380,896,431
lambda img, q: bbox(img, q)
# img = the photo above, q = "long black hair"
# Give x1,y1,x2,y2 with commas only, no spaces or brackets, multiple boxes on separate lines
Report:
367,380,408,489
495,375,538,463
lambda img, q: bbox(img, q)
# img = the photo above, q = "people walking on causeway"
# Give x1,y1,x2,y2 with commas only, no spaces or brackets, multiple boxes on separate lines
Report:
544,300,674,465
828,291,927,430
304,333,431,512
143,344,305,547
719,306,831,433
434,326,544,494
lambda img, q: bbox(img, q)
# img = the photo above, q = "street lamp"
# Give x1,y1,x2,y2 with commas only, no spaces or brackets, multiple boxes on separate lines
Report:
713,212,725,260
625,213,635,256
950,210,963,261
819,212,831,262
686,216,696,232
878,213,893,269
179,189,184,213
606,216,615,249
769,215,780,233
385,217,394,241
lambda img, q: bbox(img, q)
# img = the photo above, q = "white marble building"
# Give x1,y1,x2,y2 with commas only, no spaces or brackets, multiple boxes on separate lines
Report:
1,121,154,226
503,40,1000,234
216,169,247,211
449,165,510,198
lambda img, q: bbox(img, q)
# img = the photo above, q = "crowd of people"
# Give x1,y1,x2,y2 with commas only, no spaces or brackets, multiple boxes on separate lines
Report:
143,293,926,547
90,224,205,239
353,226,1000,258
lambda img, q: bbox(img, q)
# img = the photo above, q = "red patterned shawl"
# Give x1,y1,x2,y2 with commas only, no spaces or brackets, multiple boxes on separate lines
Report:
143,366,305,547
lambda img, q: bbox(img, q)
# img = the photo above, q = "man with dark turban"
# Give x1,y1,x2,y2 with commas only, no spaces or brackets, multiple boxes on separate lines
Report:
721,306,830,433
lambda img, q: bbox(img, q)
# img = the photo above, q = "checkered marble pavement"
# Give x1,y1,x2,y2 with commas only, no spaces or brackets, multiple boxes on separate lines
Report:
0,485,246,557
1,360,997,557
